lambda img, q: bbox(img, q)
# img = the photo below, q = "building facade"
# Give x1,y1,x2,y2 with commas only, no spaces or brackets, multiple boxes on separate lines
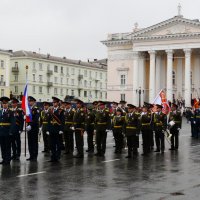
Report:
0,49,12,97
102,14,200,107
10,51,107,102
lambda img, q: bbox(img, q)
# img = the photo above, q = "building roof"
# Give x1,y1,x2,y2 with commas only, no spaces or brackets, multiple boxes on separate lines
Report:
12,50,107,70
0,49,13,55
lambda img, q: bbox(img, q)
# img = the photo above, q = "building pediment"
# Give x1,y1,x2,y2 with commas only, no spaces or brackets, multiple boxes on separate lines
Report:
130,16,200,40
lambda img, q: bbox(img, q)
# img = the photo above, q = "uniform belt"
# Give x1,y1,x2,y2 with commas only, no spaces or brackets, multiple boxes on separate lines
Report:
196,116,200,118
0,123,11,126
114,126,122,128
174,121,181,123
65,122,73,124
50,121,60,125
74,122,84,125
42,122,48,124
142,123,150,125
126,126,136,129
97,122,106,125
156,123,163,126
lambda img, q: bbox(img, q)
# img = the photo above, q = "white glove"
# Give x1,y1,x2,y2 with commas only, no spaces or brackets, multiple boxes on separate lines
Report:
19,131,22,134
162,130,165,133
177,128,181,131
169,121,175,127
194,121,196,124
39,127,42,132
94,129,97,134
46,131,50,135
26,125,31,131
84,131,87,135
106,129,110,133
59,131,63,135
70,126,75,130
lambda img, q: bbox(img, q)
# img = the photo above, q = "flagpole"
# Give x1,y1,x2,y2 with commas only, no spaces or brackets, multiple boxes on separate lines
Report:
25,65,28,157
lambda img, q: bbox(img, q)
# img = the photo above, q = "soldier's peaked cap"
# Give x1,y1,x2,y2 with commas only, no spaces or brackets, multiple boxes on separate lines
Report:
112,101,118,105
11,98,19,103
98,101,105,105
28,96,36,102
52,97,60,102
143,102,154,108
0,96,10,102
43,101,50,106
127,104,136,109
119,100,127,104
74,99,84,104
156,104,163,109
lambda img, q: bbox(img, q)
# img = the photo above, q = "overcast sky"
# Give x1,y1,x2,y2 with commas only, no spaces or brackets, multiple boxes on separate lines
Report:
0,0,199,60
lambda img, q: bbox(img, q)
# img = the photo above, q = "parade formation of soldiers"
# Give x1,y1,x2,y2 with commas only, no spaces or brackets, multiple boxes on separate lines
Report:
1,95,200,165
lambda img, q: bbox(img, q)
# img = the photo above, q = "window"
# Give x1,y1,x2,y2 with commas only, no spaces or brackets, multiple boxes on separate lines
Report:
39,86,42,93
84,80,87,87
71,68,75,75
90,81,92,87
66,78,69,85
78,89,81,97
1,60,4,68
172,71,176,85
15,62,18,68
47,87,50,94
54,88,58,95
84,91,87,97
54,65,58,72
89,91,92,98
71,90,74,96
33,62,36,70
33,74,36,82
95,72,97,78
54,77,58,84
66,67,69,75
89,71,92,78
100,73,102,79
1,89,4,96
14,86,18,93
14,75,18,82
71,79,74,86
84,70,87,77
61,66,63,74
100,82,102,89
33,86,36,93
60,88,63,95
61,78,63,84
121,94,125,101
100,92,102,98
120,75,126,85
39,75,43,82
39,63,42,71
66,89,68,95
47,64,50,70
1,75,4,82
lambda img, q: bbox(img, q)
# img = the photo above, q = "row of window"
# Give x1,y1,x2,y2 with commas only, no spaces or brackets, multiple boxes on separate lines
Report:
30,62,105,79
0,60,4,68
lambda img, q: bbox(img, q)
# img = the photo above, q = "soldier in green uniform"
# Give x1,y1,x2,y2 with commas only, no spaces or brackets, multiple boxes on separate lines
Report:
140,104,153,155
11,98,24,160
40,101,51,153
0,97,14,165
85,105,95,153
63,101,75,155
95,101,111,157
73,99,85,158
153,104,167,153
26,96,40,161
112,108,125,154
168,103,182,150
124,104,140,158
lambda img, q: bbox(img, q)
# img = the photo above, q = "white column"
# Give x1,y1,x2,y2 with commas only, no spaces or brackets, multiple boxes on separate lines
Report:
132,51,139,106
177,56,183,99
149,50,156,103
156,55,161,94
166,50,173,102
184,48,191,107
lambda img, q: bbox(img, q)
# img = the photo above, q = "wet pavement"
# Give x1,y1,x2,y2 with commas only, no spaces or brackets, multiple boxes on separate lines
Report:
1,118,200,200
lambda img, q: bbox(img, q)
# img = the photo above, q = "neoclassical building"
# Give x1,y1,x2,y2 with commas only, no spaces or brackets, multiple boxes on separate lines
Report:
102,14,200,107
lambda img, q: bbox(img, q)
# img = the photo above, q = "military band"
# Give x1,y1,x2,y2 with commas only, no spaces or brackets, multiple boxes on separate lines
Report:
3,95,200,165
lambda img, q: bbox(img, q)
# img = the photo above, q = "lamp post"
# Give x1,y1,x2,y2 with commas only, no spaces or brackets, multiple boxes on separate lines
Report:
136,87,144,107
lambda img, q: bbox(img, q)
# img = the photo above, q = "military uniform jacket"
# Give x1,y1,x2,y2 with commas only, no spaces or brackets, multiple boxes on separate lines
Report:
0,109,15,136
73,108,85,130
194,109,200,123
85,110,95,130
40,109,50,131
95,109,111,131
112,115,125,131
48,108,65,133
64,108,75,131
27,106,40,131
168,110,182,130
11,108,24,134
140,112,153,131
124,112,140,136
153,112,167,131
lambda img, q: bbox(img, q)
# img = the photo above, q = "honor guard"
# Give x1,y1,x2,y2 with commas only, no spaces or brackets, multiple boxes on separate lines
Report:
112,108,125,154
168,103,182,150
140,104,153,155
63,101,75,155
73,99,85,158
85,105,95,153
153,104,167,153
194,102,200,138
40,101,51,153
94,101,111,157
125,104,140,158
0,97,14,165
26,96,40,161
47,97,64,162
11,98,24,160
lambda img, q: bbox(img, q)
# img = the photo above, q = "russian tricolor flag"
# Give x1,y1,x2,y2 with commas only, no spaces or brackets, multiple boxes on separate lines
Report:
22,84,32,122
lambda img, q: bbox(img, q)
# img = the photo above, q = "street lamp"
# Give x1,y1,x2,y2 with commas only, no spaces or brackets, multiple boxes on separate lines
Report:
136,87,144,107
